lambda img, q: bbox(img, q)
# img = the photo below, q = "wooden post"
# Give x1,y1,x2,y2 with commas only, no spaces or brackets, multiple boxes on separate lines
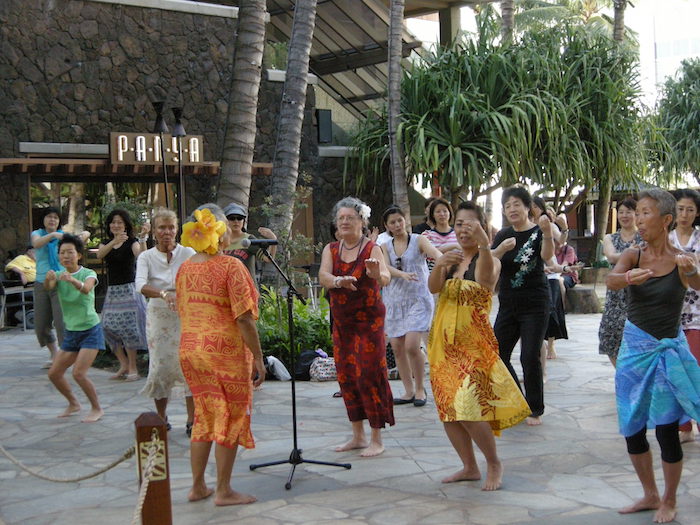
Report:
135,412,172,525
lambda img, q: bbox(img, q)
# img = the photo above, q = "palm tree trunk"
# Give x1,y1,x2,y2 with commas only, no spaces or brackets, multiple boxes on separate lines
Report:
613,0,626,43
268,0,318,238
500,0,515,44
67,183,85,233
217,0,267,208
388,0,411,227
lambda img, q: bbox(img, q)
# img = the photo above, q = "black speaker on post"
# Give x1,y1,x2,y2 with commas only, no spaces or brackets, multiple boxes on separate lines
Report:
316,109,332,144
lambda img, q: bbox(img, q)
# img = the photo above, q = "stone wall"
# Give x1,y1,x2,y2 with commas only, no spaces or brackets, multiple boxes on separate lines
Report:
0,0,361,262
0,0,239,157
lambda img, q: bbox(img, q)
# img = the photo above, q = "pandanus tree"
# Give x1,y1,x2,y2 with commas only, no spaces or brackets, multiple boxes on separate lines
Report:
347,15,660,250
657,58,700,185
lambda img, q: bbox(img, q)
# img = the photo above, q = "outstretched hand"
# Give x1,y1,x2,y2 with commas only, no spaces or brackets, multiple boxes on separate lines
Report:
365,257,381,280
538,215,553,236
436,249,464,268
336,275,358,291
676,253,697,275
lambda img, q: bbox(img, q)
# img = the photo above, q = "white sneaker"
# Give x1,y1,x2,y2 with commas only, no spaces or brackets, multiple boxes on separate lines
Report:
41,360,53,369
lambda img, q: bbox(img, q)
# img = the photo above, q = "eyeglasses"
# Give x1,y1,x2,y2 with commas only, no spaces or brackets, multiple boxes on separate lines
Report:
228,215,245,221
395,257,402,270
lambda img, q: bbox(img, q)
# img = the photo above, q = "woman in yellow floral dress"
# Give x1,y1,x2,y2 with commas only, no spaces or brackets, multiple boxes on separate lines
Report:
428,202,530,491
177,204,266,506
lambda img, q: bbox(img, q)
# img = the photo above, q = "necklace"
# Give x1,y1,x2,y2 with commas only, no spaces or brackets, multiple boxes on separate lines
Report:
342,238,363,251
337,237,366,278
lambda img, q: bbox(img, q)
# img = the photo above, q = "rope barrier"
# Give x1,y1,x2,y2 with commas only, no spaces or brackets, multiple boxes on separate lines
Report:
131,429,161,525
1,422,168,523
0,440,135,483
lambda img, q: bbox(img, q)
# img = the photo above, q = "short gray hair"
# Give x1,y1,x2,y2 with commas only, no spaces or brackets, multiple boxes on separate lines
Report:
152,207,178,227
184,203,227,224
638,188,677,229
331,196,371,226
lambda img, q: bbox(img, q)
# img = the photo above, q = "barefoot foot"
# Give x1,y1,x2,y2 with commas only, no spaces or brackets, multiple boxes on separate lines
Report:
58,404,81,418
334,438,368,452
82,408,104,423
441,467,481,483
482,461,503,491
653,501,677,523
525,416,542,426
546,350,557,359
109,371,127,380
188,486,214,502
214,490,256,506
619,495,661,514
359,442,384,457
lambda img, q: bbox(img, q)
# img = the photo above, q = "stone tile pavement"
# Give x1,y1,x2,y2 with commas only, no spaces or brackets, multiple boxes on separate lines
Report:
0,312,699,524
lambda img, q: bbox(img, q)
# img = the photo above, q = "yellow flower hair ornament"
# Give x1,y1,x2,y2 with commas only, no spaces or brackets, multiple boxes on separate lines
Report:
181,208,227,254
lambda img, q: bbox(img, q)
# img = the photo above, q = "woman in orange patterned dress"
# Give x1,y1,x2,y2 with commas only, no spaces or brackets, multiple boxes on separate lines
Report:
428,202,530,491
176,204,266,506
319,197,393,457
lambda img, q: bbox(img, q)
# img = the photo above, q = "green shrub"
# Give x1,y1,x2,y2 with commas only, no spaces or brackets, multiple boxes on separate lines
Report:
258,285,333,367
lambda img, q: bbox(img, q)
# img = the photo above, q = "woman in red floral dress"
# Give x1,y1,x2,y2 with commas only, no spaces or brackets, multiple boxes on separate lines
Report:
319,197,393,457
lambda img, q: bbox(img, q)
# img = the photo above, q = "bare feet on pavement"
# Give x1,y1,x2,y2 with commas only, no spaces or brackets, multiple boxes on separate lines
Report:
214,490,256,506
82,408,104,423
360,442,384,457
441,467,481,483
58,404,81,418
653,501,677,523
618,494,661,514
526,416,542,426
482,461,503,491
188,486,214,502
334,438,368,452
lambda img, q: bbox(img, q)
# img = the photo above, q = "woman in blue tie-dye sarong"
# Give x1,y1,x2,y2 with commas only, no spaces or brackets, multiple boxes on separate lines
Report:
606,188,700,524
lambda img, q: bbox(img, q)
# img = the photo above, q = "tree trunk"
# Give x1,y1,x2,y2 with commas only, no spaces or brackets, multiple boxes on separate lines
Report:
217,0,267,208
590,176,612,265
388,0,411,227
612,0,626,43
500,0,515,44
268,0,317,239
67,183,85,234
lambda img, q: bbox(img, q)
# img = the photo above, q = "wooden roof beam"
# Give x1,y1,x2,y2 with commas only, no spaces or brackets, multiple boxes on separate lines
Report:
310,40,421,75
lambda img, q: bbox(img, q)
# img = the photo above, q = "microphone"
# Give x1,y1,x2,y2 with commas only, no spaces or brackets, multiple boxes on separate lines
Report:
240,238,279,249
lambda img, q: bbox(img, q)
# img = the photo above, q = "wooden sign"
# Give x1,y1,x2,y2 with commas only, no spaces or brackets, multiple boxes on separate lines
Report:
110,132,204,166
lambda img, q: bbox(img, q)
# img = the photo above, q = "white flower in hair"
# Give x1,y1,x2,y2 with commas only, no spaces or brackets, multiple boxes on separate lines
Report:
358,204,371,221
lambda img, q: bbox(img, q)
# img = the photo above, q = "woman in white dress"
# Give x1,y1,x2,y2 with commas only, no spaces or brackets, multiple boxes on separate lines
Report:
380,206,442,407
670,189,700,443
135,208,195,435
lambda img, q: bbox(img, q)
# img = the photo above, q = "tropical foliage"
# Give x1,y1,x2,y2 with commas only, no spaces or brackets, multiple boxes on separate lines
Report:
347,15,655,212
657,58,700,184
257,286,333,367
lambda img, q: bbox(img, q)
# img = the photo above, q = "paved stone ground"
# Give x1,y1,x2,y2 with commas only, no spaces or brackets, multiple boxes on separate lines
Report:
1,311,699,525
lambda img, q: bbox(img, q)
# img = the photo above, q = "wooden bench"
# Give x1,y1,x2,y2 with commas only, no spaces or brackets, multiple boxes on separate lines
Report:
565,284,601,314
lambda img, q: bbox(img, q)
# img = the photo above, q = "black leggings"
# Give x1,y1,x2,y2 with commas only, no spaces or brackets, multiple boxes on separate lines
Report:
625,421,683,464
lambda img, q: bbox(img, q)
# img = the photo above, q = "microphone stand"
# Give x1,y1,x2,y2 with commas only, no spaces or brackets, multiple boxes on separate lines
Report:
249,247,351,489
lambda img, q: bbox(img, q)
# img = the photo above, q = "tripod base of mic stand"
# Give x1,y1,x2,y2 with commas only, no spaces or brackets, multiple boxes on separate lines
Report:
249,448,351,490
